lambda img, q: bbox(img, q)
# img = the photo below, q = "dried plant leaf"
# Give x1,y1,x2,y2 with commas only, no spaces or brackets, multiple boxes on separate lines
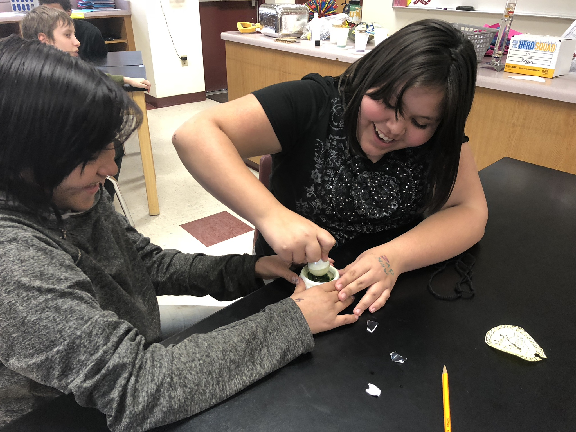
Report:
485,325,546,362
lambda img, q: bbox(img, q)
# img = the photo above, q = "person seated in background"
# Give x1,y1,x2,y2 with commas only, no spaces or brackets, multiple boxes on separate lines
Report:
21,6,150,90
39,0,108,62
0,36,357,430
21,5,151,199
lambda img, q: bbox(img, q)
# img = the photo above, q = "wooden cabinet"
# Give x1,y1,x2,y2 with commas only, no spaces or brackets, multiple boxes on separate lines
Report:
85,15,135,51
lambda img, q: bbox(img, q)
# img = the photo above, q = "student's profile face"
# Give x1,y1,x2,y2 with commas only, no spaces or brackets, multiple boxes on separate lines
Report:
356,86,444,163
46,23,80,57
52,143,118,212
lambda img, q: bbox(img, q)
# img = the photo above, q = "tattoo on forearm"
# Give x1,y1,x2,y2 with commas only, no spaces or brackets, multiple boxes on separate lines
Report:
378,255,395,275
293,298,304,302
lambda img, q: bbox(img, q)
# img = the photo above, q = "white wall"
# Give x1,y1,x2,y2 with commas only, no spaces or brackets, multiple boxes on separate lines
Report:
131,0,205,99
362,1,574,37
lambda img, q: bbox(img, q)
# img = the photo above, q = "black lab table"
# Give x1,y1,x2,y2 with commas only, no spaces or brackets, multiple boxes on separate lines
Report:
3,158,576,431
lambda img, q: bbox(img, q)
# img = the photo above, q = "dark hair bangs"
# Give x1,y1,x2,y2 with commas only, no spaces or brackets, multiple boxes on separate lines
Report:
0,36,142,213
53,70,142,169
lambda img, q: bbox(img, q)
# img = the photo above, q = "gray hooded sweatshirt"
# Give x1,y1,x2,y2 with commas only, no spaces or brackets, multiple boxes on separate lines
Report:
0,191,313,431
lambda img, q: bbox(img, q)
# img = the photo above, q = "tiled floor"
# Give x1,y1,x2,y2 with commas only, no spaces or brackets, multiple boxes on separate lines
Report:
115,99,258,308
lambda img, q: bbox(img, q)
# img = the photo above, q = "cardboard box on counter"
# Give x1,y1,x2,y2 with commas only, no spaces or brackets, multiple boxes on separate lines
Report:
504,35,576,78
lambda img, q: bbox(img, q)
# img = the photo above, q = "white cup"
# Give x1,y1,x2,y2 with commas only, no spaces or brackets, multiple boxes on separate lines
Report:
300,265,340,289
355,31,369,52
334,27,349,48
373,27,388,46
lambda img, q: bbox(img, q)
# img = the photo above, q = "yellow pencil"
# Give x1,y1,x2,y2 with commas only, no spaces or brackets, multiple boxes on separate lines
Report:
442,365,452,432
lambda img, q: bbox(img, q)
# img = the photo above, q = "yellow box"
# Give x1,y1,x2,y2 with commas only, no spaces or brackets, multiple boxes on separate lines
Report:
504,35,576,78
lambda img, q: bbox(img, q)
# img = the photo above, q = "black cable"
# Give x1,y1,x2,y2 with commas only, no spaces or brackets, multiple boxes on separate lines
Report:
427,252,476,301
159,0,182,59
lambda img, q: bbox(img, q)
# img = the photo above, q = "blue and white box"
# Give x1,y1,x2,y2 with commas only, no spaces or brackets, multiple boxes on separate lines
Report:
504,35,576,78
11,0,38,12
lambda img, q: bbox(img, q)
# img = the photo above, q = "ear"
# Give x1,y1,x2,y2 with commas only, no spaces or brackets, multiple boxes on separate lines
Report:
37,33,49,44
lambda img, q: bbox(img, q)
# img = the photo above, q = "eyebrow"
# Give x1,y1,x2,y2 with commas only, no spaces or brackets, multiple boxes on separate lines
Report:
386,100,440,122
412,114,439,122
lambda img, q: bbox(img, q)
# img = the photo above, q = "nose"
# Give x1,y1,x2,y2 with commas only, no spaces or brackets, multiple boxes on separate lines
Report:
96,146,119,179
386,115,406,138
73,36,80,47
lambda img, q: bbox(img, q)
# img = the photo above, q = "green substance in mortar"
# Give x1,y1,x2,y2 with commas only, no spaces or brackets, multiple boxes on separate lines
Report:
305,267,334,283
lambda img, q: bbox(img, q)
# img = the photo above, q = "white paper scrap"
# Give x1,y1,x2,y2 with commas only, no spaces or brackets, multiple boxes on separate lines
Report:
366,383,381,397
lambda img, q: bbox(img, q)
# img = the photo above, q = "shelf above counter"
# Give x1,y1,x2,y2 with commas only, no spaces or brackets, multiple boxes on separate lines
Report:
392,6,576,20
391,0,576,20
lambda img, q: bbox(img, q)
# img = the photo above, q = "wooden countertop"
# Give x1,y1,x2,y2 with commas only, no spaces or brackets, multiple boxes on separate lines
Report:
475,63,576,104
221,31,576,104
222,31,369,64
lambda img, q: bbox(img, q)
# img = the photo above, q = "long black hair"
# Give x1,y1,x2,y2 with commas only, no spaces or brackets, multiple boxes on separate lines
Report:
338,19,477,213
0,35,142,214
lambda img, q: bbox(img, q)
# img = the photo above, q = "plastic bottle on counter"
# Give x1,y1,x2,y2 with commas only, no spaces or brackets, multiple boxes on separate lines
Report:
311,12,321,47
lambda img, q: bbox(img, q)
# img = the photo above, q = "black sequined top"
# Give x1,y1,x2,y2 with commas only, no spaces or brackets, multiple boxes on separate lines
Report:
253,74,432,248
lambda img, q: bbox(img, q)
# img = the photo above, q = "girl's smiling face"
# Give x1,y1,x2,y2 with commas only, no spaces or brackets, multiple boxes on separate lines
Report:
356,86,444,163
51,144,118,212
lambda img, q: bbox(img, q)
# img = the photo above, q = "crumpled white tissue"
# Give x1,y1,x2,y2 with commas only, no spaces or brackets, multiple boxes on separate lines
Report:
366,383,381,397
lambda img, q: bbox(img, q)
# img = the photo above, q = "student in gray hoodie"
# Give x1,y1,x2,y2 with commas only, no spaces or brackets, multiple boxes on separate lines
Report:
0,36,358,431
